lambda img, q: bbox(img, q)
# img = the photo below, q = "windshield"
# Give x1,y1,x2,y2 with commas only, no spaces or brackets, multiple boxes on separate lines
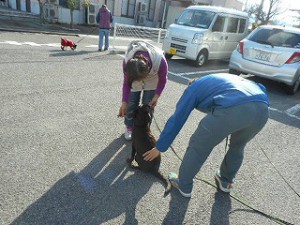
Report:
176,10,216,29
249,28,300,48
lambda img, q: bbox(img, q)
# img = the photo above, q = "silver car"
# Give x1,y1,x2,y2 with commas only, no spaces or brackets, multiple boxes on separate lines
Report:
229,25,300,95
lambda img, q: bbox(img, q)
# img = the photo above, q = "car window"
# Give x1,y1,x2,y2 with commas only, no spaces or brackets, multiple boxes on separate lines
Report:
177,10,215,29
226,17,239,33
212,16,226,32
249,28,300,48
238,19,246,33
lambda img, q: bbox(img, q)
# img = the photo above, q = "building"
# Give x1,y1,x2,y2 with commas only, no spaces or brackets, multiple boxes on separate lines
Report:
5,0,243,28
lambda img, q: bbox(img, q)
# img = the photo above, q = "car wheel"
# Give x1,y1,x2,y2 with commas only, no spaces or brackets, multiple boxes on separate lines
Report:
229,69,241,76
164,53,173,59
284,77,300,95
194,50,208,67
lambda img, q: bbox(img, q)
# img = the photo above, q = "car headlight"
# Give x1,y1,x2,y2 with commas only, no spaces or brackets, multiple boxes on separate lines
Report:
192,33,203,44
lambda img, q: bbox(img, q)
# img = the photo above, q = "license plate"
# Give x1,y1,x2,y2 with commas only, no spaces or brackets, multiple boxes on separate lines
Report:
255,51,271,62
169,47,176,55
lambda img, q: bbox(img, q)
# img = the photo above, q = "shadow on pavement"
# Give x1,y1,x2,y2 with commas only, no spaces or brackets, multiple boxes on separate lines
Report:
162,190,190,224
9,135,238,224
49,50,98,57
10,136,157,225
210,192,231,225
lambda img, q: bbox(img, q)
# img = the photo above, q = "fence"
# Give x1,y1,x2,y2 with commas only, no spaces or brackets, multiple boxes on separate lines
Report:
111,23,167,53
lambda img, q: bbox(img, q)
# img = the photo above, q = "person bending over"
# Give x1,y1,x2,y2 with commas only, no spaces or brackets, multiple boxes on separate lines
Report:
118,40,168,141
144,73,269,197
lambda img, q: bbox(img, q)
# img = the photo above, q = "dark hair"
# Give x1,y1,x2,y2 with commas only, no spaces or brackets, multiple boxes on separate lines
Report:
188,78,197,86
125,54,150,87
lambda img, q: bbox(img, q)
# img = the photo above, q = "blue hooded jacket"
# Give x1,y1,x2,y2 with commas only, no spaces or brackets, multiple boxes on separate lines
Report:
156,73,269,152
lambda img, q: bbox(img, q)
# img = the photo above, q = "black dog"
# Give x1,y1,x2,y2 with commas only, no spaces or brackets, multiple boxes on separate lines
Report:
127,105,171,196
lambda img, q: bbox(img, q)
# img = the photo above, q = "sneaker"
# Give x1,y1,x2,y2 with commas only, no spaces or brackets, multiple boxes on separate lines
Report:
214,170,234,193
168,172,192,198
98,49,102,52
124,127,132,141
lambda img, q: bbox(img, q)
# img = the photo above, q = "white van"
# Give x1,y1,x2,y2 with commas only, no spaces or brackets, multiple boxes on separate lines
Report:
162,5,249,66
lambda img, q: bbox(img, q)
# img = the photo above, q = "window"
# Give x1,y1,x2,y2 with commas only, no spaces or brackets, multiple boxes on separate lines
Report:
249,28,300,48
177,10,215,29
212,16,225,32
226,17,238,33
122,0,136,18
148,0,156,21
177,10,193,26
238,19,246,33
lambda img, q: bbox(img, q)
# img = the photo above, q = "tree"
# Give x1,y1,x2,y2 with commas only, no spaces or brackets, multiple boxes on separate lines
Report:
67,0,91,29
37,0,47,24
245,0,282,25
67,0,80,29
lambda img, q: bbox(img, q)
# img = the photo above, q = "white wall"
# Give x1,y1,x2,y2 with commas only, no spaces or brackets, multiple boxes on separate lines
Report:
58,7,85,25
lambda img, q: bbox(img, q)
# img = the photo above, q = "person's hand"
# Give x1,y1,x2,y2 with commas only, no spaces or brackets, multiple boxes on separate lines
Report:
143,147,160,161
118,102,127,117
148,94,159,108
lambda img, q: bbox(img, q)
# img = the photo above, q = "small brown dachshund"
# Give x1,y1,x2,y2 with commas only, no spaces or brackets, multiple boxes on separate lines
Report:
127,104,171,196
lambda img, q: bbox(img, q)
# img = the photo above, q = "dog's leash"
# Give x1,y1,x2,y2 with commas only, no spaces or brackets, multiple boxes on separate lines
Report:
153,115,295,225
76,26,98,44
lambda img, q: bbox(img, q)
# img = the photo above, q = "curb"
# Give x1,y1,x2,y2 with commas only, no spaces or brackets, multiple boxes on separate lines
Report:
0,27,80,36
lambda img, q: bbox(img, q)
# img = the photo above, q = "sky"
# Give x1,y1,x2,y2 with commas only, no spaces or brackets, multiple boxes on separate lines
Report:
243,0,300,26
244,0,300,10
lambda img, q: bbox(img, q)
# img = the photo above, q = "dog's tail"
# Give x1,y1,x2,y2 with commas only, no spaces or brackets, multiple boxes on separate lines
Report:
153,170,172,197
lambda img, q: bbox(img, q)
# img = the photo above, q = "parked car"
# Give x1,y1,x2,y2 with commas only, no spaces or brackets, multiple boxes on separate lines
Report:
229,25,300,95
162,6,249,67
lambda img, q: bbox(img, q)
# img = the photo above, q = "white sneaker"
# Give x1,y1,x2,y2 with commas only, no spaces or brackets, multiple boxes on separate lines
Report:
168,172,192,198
124,128,132,141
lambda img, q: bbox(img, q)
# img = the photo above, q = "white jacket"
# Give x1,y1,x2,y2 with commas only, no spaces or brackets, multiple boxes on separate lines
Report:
124,41,164,91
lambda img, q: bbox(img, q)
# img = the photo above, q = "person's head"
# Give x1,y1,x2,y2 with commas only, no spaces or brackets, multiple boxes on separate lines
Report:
125,54,151,87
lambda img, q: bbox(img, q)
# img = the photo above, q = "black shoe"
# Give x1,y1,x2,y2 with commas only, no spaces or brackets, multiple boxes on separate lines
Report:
98,49,102,52
104,48,108,51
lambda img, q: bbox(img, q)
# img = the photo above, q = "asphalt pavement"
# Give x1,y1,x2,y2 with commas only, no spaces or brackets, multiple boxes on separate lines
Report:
0,7,300,225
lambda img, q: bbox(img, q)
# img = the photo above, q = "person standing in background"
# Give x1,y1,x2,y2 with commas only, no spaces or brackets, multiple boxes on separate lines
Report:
96,4,113,51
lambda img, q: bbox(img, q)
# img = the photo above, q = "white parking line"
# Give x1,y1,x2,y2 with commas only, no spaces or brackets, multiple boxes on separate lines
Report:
0,41,22,45
285,104,300,119
23,42,42,46
168,71,189,81
174,69,229,77
270,106,300,120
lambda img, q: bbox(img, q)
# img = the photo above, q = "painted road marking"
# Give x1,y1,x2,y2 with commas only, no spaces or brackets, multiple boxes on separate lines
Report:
0,41,61,47
285,104,300,120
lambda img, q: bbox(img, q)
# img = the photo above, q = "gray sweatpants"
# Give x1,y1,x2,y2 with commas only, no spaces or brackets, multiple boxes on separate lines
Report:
178,102,269,193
